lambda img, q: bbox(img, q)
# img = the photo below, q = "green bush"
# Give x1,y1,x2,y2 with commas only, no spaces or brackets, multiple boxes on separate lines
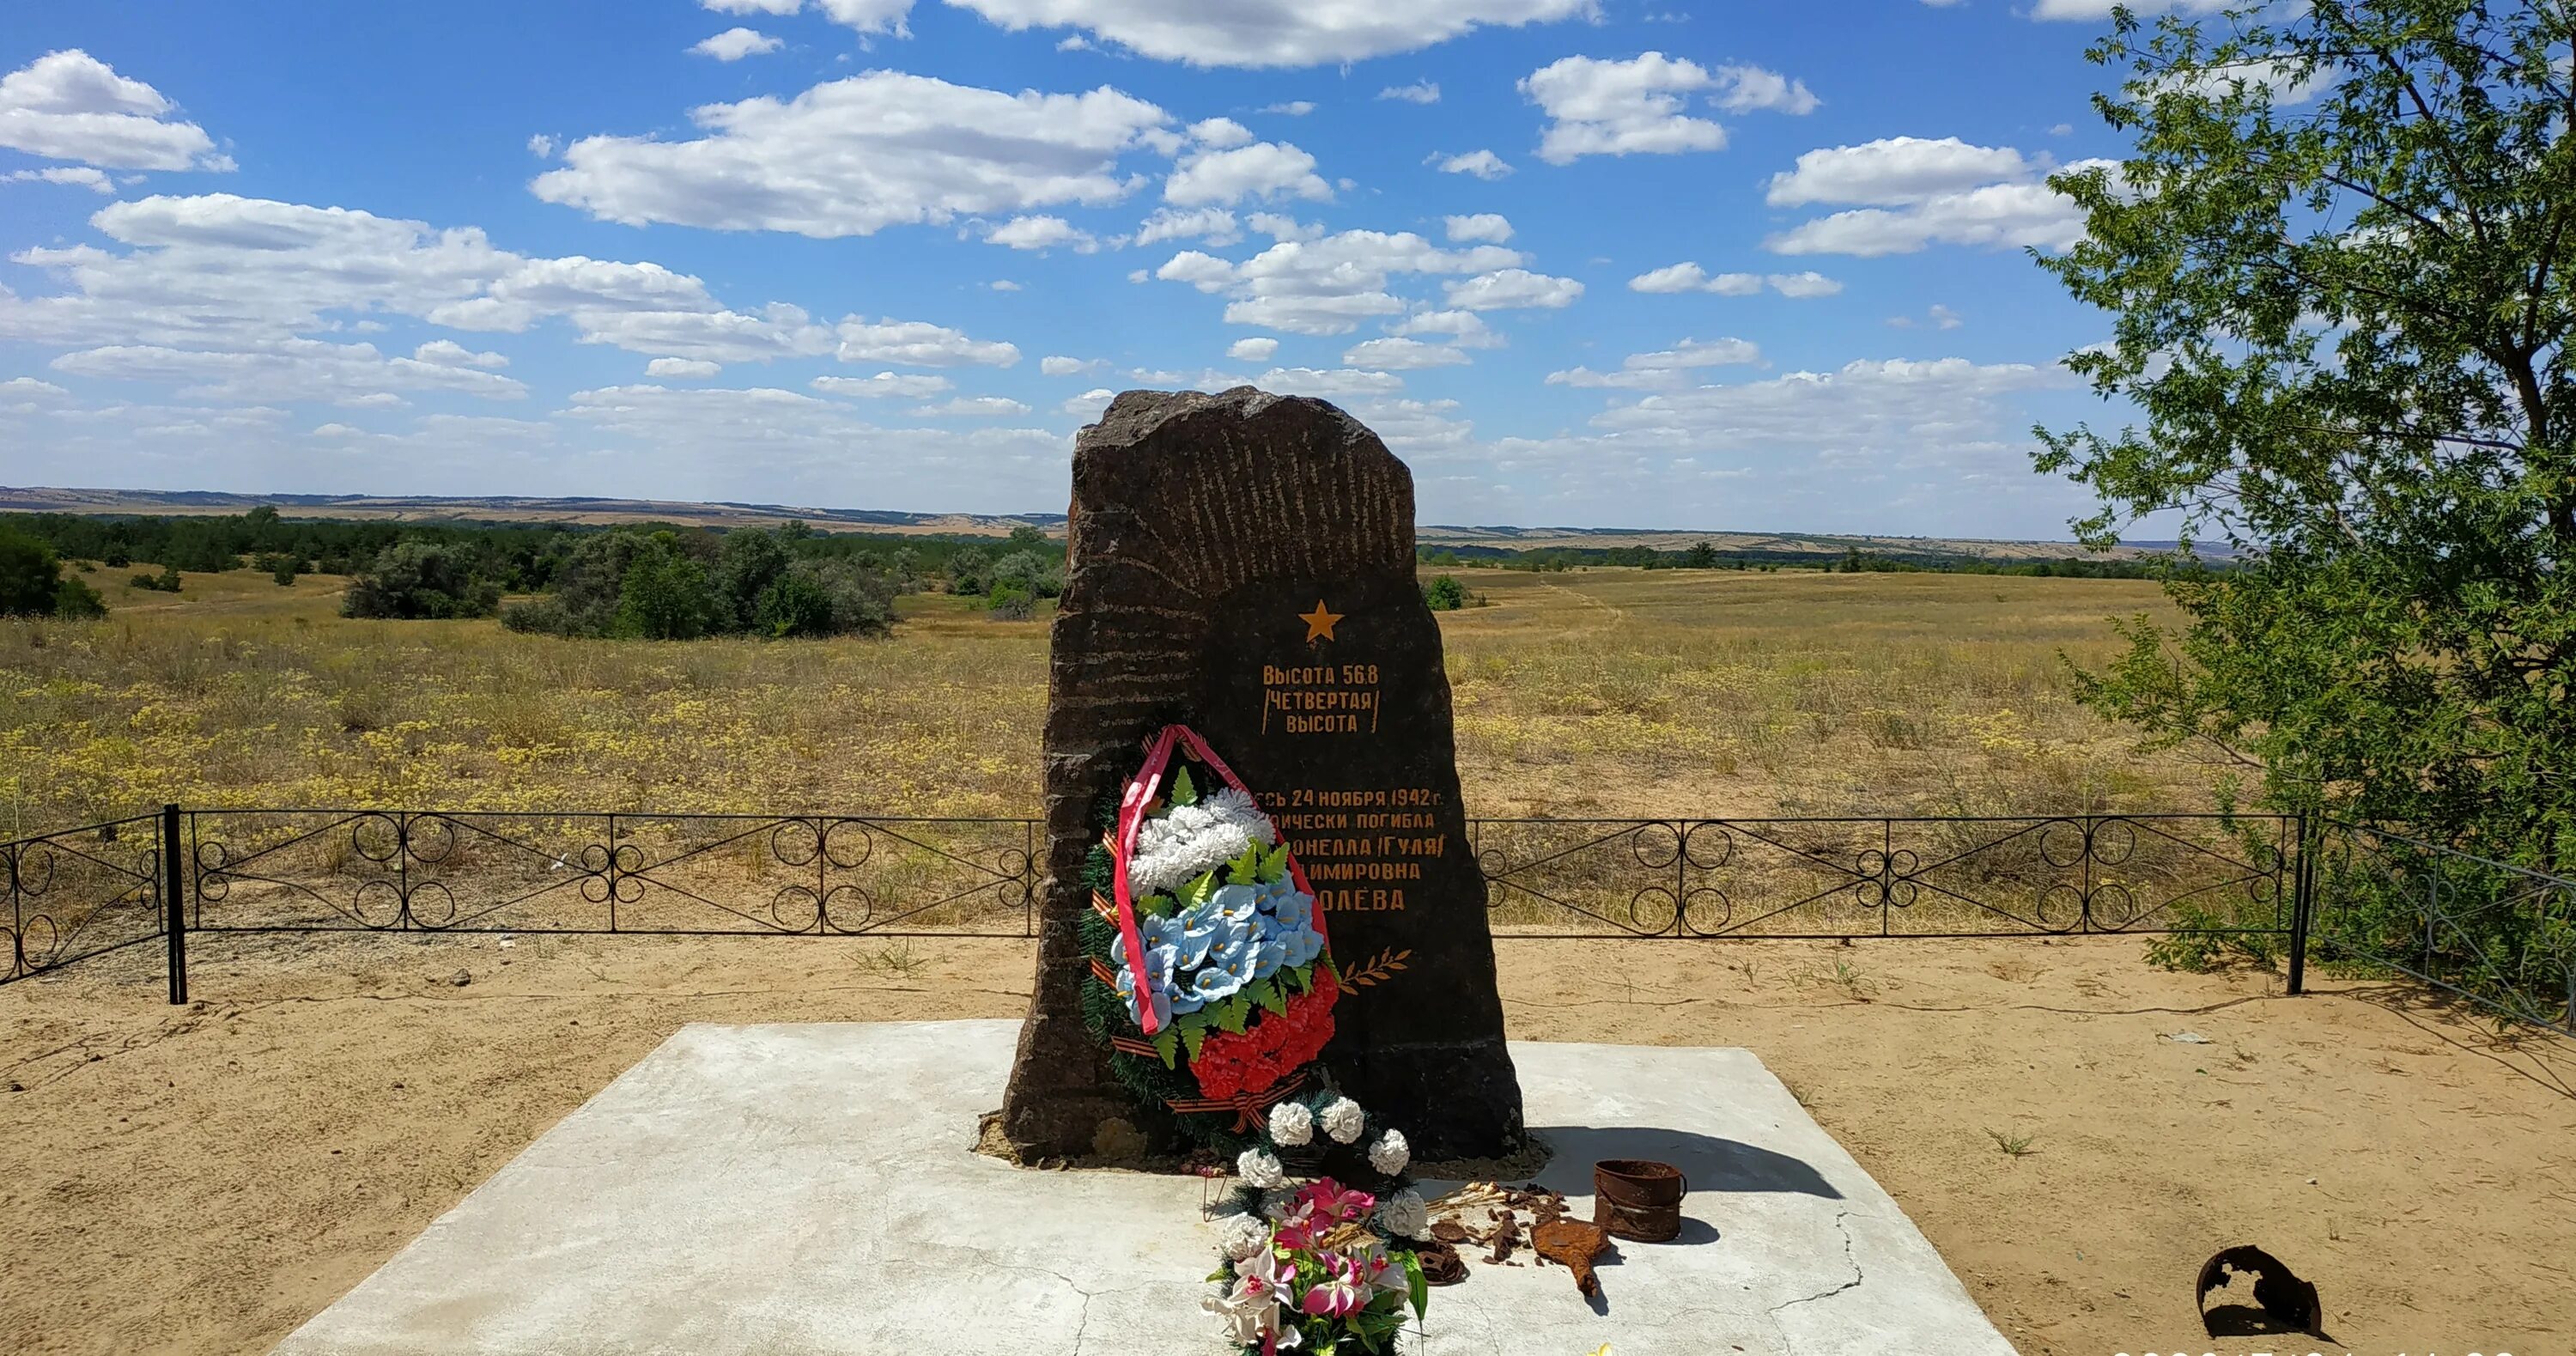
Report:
342,542,501,619
52,575,107,618
1421,575,1466,611
130,565,182,593
987,580,1036,621
946,545,994,596
991,549,1064,599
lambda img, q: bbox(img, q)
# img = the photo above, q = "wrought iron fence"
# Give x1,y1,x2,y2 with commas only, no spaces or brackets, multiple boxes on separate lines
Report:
1468,814,2298,941
9,804,2573,1037
184,809,1040,939
2,810,173,994
2308,820,2576,1035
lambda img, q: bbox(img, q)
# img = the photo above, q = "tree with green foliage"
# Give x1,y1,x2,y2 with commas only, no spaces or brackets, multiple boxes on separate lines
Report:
946,544,995,595
0,526,105,617
1421,575,1467,611
991,548,1064,599
1681,541,1720,569
2039,1,2575,877
342,541,501,619
131,564,182,593
611,533,717,640
714,526,793,630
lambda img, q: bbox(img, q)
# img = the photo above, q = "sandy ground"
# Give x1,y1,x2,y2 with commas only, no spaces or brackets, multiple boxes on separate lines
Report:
3,933,2570,1356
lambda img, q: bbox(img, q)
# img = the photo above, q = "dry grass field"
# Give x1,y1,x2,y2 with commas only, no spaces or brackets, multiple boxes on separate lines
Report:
10,563,2568,1356
0,562,2222,832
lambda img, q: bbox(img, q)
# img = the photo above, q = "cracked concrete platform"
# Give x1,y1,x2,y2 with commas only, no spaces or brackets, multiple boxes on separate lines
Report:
271,1021,2016,1356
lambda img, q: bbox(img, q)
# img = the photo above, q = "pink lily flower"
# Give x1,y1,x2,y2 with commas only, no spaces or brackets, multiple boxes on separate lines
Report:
1300,1252,1369,1318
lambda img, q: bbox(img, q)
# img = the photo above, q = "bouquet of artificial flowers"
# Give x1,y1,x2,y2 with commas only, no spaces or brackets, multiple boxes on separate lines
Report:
1078,725,1339,1146
1205,1090,1434,1355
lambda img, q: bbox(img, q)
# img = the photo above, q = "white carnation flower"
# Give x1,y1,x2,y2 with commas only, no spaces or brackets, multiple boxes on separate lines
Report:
1236,1147,1287,1190
1376,1189,1431,1240
1267,1100,1315,1147
1366,1128,1410,1177
1213,1210,1273,1260
1130,787,1279,894
1319,1096,1365,1145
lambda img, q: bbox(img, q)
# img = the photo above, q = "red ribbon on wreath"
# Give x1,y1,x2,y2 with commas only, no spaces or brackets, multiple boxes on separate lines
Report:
1111,724,1328,1037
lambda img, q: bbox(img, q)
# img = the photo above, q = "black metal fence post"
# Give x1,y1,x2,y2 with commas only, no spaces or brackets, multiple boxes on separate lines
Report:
161,802,188,1005
2286,812,2312,996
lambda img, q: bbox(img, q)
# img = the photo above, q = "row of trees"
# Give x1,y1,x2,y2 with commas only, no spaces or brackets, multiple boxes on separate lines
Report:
1414,541,2167,577
0,510,1060,601
495,526,899,639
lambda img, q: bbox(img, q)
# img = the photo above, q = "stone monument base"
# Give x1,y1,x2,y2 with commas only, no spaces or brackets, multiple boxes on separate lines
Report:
270,1021,2018,1356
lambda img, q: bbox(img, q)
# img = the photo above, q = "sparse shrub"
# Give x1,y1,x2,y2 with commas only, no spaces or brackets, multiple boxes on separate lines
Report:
130,564,183,593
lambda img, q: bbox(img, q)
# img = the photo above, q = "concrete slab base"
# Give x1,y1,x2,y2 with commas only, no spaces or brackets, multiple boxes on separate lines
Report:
272,1021,2015,1356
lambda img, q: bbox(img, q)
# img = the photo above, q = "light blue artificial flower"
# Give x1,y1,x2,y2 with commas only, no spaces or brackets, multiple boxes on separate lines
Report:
1269,890,1314,933
1251,934,1288,981
1212,883,1260,926
1118,942,1179,1027
1176,904,1224,969
1190,963,1245,1005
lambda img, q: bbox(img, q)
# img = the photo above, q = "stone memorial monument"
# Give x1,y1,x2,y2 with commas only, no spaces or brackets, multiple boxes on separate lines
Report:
995,386,1526,1164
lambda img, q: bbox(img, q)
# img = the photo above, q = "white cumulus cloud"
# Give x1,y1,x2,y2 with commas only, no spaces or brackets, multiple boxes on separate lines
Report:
1444,268,1583,311
986,214,1097,251
1344,336,1468,369
1443,214,1512,244
1136,205,1238,245
1164,141,1332,206
1546,335,1762,389
4,166,114,193
1761,137,2099,257
1226,336,1278,362
1765,137,2032,207
813,371,954,397
647,356,723,378
835,317,1021,367
1378,82,1441,105
691,27,785,59
1040,355,1104,375
532,71,1170,238
1431,149,1513,179
942,0,1591,68
1627,262,1762,295
1521,54,1814,165
0,50,233,172
915,394,1032,417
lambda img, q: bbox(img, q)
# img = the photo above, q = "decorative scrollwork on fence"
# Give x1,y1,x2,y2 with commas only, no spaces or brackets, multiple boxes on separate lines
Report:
185,810,1041,939
2,817,163,985
1473,814,2294,940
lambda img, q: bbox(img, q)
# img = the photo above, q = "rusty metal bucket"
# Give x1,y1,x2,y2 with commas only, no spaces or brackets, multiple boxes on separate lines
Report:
1592,1158,1688,1242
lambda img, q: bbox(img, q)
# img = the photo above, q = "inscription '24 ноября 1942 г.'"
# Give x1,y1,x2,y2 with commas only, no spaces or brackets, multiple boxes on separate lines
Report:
1250,599,1449,915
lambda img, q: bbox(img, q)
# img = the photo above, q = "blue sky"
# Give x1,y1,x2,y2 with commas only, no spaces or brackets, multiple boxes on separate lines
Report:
0,0,2202,537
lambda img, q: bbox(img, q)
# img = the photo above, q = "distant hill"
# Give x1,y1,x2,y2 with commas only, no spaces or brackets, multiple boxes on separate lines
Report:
0,486,1065,538
0,485,2175,562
